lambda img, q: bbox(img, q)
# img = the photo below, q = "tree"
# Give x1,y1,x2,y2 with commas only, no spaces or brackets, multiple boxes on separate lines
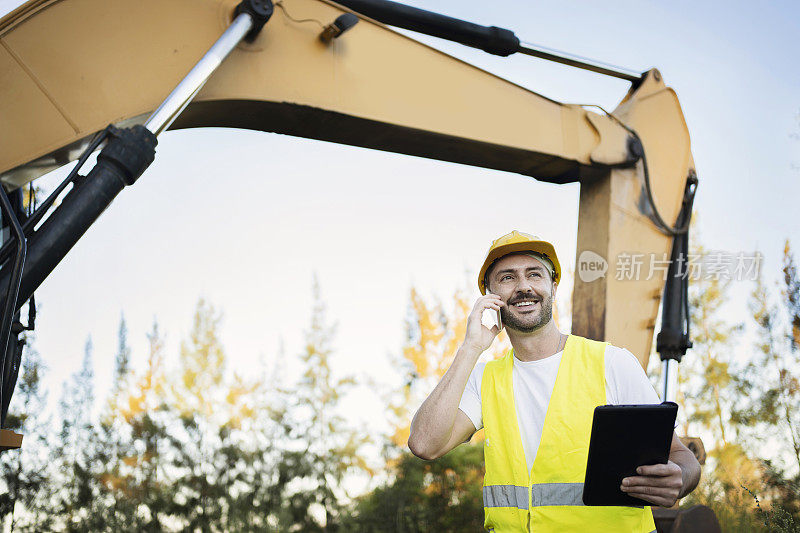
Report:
348,283,504,531
0,342,53,532
163,299,276,531
677,219,743,446
51,337,102,531
282,275,369,532
785,240,800,354
731,242,800,524
113,314,131,393
343,444,484,532
675,217,773,530
386,285,510,451
91,314,140,531
165,299,233,531
781,241,800,473
736,244,800,471
95,319,173,531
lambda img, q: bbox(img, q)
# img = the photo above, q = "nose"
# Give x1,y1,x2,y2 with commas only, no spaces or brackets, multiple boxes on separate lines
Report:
514,276,535,295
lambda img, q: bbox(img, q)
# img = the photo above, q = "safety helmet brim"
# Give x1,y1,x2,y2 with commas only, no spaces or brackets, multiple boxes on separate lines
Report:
479,238,561,295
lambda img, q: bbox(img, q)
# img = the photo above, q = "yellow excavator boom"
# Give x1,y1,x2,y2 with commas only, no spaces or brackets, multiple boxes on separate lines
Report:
0,0,695,369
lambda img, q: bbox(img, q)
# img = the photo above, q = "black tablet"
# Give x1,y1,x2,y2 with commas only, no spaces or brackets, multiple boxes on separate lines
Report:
582,402,678,506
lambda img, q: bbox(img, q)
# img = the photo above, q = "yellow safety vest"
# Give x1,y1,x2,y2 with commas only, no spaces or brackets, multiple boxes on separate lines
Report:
481,334,656,532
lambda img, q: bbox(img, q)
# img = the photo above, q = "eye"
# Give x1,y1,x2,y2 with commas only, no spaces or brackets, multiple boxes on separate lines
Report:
529,272,541,278
501,275,512,281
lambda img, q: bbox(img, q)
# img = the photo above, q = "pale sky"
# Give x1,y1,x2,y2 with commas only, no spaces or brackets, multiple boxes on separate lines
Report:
2,0,798,447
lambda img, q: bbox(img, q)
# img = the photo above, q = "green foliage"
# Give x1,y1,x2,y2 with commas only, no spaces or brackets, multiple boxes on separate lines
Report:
681,443,770,532
343,445,484,532
5,236,800,532
677,227,800,529
284,274,370,532
742,484,800,533
0,280,374,531
679,222,743,445
114,314,131,392
0,343,53,532
49,338,102,531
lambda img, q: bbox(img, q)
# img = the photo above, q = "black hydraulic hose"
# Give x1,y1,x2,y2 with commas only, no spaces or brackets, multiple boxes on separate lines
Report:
1,314,24,425
579,103,697,237
656,177,696,363
334,0,520,56
0,126,156,317
0,130,108,267
0,0,265,424
334,0,643,82
0,187,27,426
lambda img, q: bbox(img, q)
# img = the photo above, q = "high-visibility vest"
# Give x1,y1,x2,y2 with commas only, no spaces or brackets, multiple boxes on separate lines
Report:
481,334,656,532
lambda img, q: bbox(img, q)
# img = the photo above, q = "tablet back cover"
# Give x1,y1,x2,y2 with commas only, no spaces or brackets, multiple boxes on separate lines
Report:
582,402,677,506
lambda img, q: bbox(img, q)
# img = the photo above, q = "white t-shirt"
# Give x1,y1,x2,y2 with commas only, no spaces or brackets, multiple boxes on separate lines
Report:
458,344,664,472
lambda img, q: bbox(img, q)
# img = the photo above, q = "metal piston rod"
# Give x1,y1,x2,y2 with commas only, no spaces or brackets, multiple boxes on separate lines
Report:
0,0,273,436
334,0,642,83
145,3,269,136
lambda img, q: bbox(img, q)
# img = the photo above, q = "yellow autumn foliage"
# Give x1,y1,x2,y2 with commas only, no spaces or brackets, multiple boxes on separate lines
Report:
389,285,510,449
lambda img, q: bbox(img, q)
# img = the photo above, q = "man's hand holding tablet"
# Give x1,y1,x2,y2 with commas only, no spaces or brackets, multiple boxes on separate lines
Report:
582,403,701,507
620,452,685,507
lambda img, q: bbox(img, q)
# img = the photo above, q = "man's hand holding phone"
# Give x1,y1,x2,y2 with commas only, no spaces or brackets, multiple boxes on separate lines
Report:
463,293,504,354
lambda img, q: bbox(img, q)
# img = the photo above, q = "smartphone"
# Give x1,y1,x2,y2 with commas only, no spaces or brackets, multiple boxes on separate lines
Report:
486,290,503,331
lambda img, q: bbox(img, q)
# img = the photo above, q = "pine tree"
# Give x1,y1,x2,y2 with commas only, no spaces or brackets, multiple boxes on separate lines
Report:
285,275,369,532
97,318,172,531
346,284,493,531
0,342,53,532
124,319,171,531
93,313,140,530
114,313,131,393
166,299,231,531
52,337,101,531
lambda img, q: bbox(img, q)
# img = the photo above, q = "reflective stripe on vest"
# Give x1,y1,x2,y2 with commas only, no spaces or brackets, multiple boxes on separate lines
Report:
480,335,657,532
484,482,588,508
484,483,645,511
483,485,528,510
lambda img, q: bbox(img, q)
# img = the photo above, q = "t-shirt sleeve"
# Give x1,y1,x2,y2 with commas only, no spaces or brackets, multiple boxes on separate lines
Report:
458,361,486,431
605,346,662,405
605,345,679,428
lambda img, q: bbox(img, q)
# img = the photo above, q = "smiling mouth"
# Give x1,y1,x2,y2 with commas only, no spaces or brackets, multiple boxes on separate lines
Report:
511,299,540,311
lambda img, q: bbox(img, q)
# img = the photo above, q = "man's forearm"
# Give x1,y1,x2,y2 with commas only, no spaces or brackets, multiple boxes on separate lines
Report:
408,344,480,458
671,447,701,498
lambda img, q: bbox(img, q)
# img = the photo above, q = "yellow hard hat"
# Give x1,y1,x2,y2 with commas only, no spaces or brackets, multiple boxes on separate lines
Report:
478,230,561,294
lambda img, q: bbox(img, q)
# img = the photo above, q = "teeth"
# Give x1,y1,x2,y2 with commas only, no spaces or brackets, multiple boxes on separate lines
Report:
514,301,539,307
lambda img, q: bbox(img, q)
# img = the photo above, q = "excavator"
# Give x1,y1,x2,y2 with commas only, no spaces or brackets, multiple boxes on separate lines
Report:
0,0,718,530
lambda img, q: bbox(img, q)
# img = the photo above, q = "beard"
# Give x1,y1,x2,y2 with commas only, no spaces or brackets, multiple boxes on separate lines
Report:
500,291,554,333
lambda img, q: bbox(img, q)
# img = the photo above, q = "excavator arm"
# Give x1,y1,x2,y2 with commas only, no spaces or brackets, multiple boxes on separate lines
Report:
0,0,693,387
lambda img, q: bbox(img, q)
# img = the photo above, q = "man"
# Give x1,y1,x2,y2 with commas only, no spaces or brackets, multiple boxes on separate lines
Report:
408,231,700,532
